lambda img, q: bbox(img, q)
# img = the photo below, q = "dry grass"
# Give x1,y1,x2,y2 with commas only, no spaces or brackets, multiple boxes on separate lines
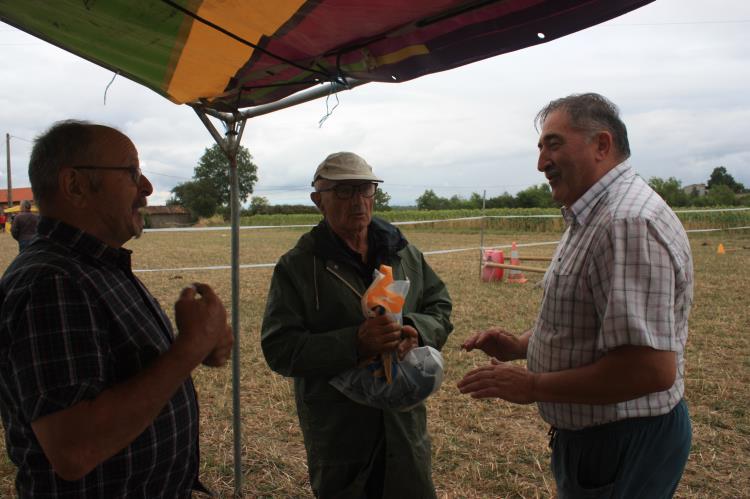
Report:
0,226,748,498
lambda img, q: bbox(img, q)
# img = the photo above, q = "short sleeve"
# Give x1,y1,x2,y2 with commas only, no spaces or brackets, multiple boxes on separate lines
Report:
590,218,677,352
8,274,107,422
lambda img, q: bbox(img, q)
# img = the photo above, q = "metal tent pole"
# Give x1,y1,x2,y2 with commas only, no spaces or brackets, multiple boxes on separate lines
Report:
478,190,486,279
189,76,361,498
193,106,247,498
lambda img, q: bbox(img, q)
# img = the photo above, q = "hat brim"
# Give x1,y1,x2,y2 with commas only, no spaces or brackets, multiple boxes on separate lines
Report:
312,173,384,185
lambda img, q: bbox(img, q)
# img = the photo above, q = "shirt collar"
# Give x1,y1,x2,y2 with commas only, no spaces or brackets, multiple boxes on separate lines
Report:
37,217,133,271
562,161,633,226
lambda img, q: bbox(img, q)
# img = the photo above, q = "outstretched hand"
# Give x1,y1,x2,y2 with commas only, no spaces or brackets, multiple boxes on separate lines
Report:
457,358,536,404
461,328,525,361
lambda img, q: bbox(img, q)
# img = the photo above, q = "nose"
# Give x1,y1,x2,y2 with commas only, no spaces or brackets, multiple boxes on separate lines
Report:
140,174,154,197
537,150,550,173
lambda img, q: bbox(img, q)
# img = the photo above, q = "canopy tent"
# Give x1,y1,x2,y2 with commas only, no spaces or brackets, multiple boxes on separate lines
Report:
1,1,654,495
3,204,39,215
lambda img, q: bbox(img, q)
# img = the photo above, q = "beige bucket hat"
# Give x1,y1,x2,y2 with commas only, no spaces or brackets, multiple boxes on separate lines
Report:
311,151,384,186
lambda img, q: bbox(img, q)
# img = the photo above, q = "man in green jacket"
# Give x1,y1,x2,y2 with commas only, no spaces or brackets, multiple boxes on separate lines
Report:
262,152,453,498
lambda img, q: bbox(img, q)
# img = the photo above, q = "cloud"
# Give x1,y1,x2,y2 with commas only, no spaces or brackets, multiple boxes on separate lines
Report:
1,0,748,206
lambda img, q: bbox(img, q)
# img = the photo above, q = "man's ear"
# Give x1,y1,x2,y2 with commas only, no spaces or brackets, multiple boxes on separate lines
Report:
594,131,613,161
310,192,324,213
58,168,88,208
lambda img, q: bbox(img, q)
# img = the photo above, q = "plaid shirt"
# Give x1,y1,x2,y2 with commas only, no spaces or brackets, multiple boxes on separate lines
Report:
0,218,201,498
527,163,693,430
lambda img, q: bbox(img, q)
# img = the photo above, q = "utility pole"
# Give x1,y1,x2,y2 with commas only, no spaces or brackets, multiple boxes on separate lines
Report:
5,133,12,207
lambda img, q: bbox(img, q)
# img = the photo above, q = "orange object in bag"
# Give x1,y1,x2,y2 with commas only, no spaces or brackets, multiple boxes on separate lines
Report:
365,265,406,315
362,265,410,384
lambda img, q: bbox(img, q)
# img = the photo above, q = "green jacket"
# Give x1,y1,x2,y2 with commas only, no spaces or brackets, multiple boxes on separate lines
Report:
261,219,452,498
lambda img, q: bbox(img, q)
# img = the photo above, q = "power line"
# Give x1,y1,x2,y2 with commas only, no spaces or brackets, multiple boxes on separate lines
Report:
141,170,191,180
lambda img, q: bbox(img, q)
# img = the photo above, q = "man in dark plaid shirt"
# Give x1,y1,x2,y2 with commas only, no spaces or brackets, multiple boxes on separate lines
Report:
0,121,233,497
459,94,693,498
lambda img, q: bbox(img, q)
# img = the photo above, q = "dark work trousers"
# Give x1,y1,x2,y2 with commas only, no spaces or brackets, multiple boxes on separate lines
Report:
550,399,691,499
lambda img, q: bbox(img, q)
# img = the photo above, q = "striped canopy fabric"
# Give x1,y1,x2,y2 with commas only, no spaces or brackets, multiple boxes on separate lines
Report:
1,0,653,112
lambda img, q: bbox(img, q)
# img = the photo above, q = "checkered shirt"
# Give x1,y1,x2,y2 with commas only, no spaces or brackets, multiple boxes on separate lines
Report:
0,218,200,498
527,162,693,430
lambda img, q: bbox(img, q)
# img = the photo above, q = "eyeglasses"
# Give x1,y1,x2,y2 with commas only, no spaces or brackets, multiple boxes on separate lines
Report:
72,165,142,185
317,182,377,200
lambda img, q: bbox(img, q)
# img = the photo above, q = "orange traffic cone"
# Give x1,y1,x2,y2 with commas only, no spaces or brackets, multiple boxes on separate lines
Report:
507,241,528,284
717,243,726,255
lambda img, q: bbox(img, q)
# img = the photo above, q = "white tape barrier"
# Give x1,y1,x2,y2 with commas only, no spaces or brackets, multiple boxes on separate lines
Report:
132,224,750,274
135,262,276,273
685,225,750,233
143,207,750,234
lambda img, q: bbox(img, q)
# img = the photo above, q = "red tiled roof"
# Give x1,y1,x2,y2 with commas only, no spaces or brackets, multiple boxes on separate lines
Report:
0,187,34,204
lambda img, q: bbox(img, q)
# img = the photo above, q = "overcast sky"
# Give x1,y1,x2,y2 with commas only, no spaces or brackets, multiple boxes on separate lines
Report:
1,0,748,206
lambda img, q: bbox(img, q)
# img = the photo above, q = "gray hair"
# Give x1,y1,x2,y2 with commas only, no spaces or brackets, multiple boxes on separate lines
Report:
29,120,103,208
20,200,32,211
535,93,631,160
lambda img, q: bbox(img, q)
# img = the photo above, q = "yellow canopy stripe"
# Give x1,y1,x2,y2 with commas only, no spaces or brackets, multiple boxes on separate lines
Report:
166,0,305,104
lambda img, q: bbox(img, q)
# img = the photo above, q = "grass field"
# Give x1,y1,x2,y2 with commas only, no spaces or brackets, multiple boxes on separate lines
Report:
0,220,749,498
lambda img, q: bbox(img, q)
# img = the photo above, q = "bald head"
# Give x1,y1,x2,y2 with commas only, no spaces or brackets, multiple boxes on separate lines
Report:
29,120,130,210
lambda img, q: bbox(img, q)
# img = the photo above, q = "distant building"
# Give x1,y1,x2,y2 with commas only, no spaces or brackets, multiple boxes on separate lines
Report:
142,205,192,228
683,183,707,197
0,187,34,209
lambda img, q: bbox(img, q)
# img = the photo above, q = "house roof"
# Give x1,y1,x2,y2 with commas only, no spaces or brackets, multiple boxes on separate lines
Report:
0,187,34,204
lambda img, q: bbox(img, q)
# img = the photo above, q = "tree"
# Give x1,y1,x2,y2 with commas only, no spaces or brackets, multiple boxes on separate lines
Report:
514,183,555,208
486,192,515,208
468,192,484,209
648,176,688,207
707,166,745,193
374,188,391,211
704,184,737,206
194,144,258,205
170,143,259,219
416,189,446,210
170,178,220,218
250,195,270,215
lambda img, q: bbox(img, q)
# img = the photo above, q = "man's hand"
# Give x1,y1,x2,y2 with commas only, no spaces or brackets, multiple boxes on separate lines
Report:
356,314,402,360
202,323,234,367
461,328,525,361
174,283,232,366
457,359,536,404
397,325,419,360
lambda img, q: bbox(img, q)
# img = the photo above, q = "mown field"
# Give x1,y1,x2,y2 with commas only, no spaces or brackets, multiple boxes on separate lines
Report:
0,214,749,498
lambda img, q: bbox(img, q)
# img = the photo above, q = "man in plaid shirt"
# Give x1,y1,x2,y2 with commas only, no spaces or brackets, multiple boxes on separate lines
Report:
459,93,693,498
0,121,233,497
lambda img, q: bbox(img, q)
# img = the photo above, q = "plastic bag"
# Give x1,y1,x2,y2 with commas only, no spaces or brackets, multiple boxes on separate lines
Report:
329,345,445,411
329,265,445,410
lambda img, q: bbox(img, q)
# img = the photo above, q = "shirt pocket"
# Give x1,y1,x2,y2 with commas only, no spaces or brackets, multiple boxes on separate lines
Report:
540,262,581,330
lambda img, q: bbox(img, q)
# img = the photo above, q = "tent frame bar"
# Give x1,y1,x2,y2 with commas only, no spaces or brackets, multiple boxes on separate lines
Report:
197,77,367,123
